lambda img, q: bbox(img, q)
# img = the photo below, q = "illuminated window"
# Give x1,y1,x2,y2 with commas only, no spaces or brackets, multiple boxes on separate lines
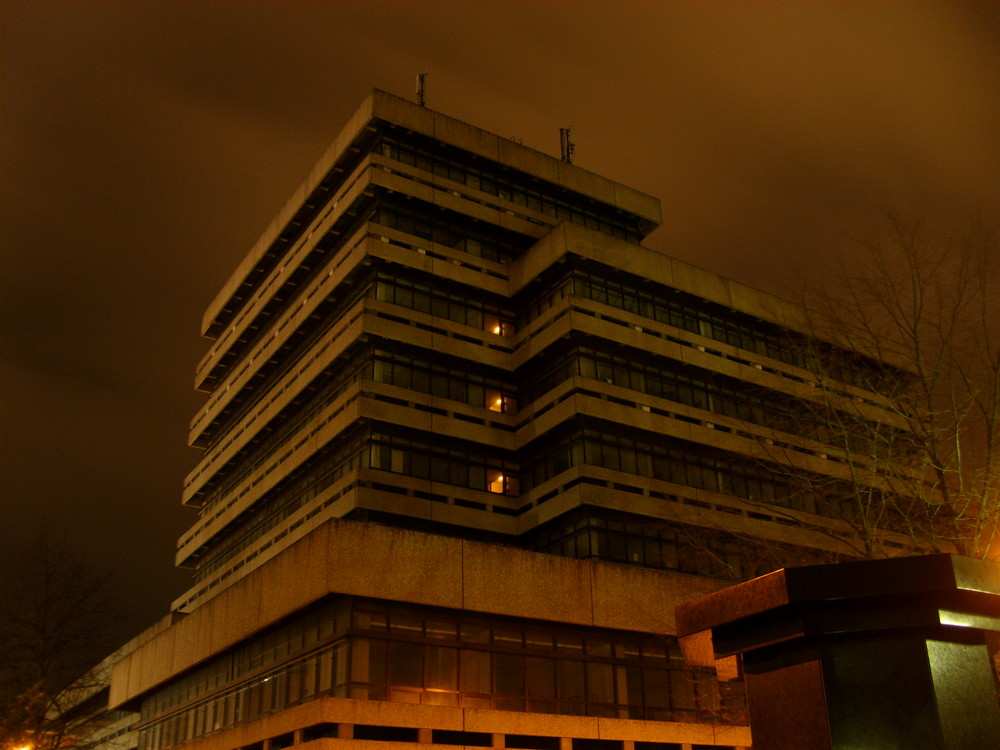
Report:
486,389,507,413
488,471,506,494
484,314,513,337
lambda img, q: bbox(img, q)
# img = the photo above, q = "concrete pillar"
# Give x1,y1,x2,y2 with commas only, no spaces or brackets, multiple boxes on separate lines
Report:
676,554,1000,750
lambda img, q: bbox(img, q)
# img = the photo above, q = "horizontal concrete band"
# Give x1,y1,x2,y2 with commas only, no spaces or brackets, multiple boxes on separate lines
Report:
171,696,750,750
112,519,722,709
204,89,662,336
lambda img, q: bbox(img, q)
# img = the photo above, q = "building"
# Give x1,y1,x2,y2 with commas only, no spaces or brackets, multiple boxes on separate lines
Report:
105,90,912,750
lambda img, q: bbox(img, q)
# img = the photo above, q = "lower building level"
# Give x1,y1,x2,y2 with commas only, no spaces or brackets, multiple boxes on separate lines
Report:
158,695,750,750
108,521,750,750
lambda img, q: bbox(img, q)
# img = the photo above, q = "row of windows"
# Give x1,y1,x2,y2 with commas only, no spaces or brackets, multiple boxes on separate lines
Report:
374,200,528,264
140,639,731,750
374,272,514,335
369,432,520,496
521,340,775,427
202,406,852,580
193,427,370,580
195,350,372,511
348,635,725,718
198,336,519,521
523,423,776,499
525,339,878,461
201,193,373,387
196,409,860,581
199,321,802,531
522,421,836,518
567,267,895,391
145,595,710,721
569,270,791,363
197,256,377,451
142,600,353,720
140,642,348,750
139,598,743,750
530,510,836,582
380,136,644,243
372,348,517,413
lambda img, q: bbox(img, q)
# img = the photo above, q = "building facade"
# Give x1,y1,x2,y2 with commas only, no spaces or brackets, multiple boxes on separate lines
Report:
105,90,912,750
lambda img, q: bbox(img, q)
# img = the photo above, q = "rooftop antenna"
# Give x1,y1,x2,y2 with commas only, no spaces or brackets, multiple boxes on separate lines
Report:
559,126,575,164
416,73,427,107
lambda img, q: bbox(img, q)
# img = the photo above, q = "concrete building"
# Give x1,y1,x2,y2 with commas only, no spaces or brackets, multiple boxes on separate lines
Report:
105,90,912,750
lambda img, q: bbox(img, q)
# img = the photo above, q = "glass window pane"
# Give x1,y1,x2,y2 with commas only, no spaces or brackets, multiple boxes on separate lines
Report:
459,650,491,694
526,658,555,699
426,619,458,641
494,627,522,646
390,614,423,635
525,629,553,650
425,646,458,691
494,653,525,697
557,659,585,703
352,638,386,685
642,667,668,711
670,669,696,711
587,662,615,704
556,635,583,654
388,641,423,687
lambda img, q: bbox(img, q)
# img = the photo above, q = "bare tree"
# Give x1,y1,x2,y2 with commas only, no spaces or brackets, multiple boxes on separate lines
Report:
0,531,117,750
752,214,1000,560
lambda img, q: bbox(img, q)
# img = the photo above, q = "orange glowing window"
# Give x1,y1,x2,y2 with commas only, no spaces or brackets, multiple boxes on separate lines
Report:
487,389,505,413
488,472,506,494
484,314,512,337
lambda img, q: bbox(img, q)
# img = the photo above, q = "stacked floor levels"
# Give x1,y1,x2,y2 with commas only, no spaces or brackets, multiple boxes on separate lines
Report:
108,90,910,750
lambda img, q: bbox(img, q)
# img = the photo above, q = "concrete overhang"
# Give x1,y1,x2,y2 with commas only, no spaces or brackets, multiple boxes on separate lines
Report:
202,89,661,340
111,518,721,710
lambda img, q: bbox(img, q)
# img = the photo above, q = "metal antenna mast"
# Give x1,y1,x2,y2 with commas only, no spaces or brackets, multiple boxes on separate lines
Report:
416,73,427,107
559,126,575,164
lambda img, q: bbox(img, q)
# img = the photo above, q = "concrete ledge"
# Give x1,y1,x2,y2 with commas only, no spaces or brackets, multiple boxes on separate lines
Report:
111,520,720,708
170,696,751,750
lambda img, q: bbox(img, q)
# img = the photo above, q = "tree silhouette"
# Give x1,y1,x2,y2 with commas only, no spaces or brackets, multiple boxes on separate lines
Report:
746,214,1000,560
0,531,117,750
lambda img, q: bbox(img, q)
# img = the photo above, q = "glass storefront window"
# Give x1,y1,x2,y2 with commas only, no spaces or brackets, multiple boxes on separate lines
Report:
139,598,740,750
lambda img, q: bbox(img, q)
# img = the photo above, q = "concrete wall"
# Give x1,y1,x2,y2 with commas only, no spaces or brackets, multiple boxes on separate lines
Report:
112,520,722,709
171,697,751,750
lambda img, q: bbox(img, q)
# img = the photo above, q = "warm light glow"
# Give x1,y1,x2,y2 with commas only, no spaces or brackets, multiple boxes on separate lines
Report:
484,315,509,336
488,473,505,493
486,386,506,413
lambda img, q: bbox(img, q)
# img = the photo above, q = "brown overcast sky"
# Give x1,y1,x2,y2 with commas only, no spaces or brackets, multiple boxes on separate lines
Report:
3,1,1000,642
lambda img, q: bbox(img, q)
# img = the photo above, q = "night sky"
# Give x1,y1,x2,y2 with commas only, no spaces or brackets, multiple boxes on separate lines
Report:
4,2,1000,645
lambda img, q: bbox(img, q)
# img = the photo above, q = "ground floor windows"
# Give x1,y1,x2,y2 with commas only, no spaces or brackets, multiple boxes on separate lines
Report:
138,598,744,750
